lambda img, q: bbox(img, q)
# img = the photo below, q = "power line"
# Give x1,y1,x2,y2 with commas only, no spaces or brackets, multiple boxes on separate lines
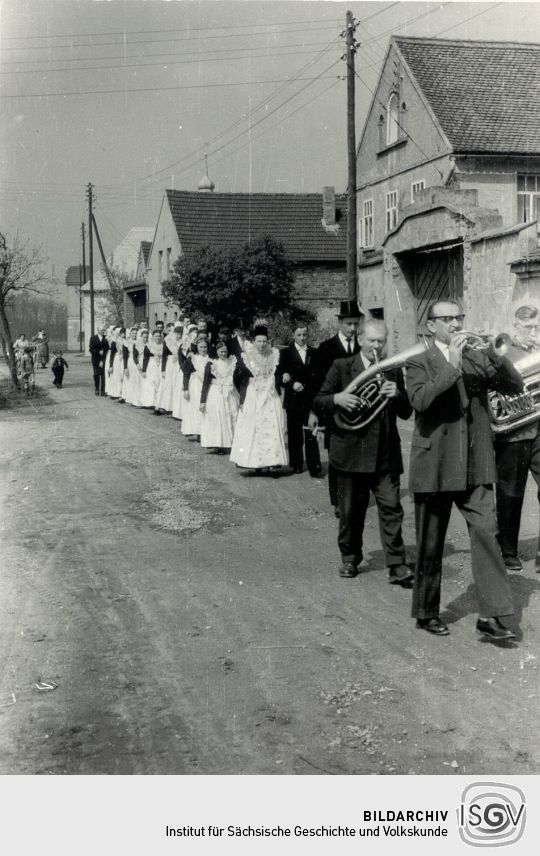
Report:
0,44,335,76
0,72,340,100
101,38,341,190
0,18,342,41
0,24,337,53
123,58,343,201
0,40,332,68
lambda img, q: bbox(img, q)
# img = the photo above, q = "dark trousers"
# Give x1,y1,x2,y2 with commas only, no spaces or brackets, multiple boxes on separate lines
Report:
495,435,540,557
412,485,513,620
337,469,406,567
53,367,64,387
93,367,105,394
285,407,321,474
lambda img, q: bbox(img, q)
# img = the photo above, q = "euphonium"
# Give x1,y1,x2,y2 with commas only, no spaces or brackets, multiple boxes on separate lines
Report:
460,331,492,351
334,341,428,432
489,347,540,434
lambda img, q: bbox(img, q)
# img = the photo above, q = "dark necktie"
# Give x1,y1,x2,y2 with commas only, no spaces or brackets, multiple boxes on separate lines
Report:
347,340,352,356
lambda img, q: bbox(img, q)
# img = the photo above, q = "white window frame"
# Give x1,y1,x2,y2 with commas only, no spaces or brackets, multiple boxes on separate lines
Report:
517,174,540,222
411,179,425,202
386,190,398,232
360,199,374,248
386,93,399,146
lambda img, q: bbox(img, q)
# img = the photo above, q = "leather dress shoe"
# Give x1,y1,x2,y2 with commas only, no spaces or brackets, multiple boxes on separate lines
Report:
388,564,414,588
416,617,449,636
503,555,523,571
94,389,99,396
476,617,516,640
339,562,358,578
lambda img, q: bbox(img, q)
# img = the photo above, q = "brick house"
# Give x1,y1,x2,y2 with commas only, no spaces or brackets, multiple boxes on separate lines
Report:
356,36,540,352
146,185,348,329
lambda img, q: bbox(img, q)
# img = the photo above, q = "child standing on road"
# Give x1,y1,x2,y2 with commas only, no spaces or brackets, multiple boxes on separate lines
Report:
51,351,69,388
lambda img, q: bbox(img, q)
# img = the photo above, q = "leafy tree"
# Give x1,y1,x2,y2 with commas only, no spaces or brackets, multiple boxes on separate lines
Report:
162,236,312,331
0,231,51,386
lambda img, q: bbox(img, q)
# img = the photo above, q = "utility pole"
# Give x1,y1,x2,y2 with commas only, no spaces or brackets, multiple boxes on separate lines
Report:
80,221,86,353
92,213,122,321
86,183,95,337
345,11,358,301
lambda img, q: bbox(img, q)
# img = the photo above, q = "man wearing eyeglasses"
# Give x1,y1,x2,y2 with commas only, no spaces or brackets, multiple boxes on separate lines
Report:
405,299,523,640
494,304,540,572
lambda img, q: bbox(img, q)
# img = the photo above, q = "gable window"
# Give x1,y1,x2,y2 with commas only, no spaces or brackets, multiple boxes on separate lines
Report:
386,93,399,146
158,250,163,281
165,247,172,279
386,190,398,232
517,174,540,222
411,180,425,201
360,199,374,248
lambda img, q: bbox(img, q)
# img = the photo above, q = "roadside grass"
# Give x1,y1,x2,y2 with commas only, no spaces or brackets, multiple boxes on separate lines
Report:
0,376,51,410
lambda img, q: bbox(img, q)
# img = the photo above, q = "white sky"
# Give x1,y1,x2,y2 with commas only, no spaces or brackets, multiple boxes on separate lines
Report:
1,0,539,285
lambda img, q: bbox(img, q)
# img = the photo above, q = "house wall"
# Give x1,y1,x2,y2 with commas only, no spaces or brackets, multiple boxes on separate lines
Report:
469,222,539,334
293,264,348,314
457,156,540,229
147,200,182,321
357,42,452,251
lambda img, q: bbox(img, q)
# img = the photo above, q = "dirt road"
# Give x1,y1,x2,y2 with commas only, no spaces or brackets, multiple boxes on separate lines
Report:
1,356,539,775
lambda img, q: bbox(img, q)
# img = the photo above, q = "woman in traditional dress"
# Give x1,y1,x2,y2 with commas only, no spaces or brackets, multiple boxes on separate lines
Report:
181,335,211,440
155,324,181,414
108,327,126,401
200,340,239,453
105,327,119,398
139,329,163,410
230,323,288,473
32,329,49,369
122,327,141,406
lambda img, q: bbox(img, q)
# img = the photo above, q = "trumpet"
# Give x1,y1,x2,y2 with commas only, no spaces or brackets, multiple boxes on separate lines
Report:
459,331,493,351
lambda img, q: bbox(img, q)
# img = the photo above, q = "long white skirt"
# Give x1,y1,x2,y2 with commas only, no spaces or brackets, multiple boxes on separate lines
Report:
171,363,184,420
108,352,124,399
230,383,288,468
201,383,239,448
181,373,203,436
104,351,112,395
124,363,142,406
139,359,159,408
155,357,175,412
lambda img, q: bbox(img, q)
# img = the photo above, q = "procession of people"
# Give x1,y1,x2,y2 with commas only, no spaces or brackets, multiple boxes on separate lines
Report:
81,299,540,646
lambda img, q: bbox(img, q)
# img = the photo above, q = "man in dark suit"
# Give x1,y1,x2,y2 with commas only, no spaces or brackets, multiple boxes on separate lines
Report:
406,299,524,640
494,304,540,571
311,300,363,515
89,326,109,396
278,324,321,475
313,318,413,586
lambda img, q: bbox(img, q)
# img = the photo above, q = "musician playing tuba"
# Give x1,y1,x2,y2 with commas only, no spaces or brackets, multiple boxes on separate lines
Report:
494,304,540,572
312,318,414,586
406,299,524,640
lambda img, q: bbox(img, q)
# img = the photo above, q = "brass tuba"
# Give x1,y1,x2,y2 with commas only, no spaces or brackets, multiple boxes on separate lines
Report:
333,341,428,432
489,348,540,434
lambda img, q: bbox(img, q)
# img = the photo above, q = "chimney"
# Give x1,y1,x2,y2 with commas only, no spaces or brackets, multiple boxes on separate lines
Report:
322,186,336,227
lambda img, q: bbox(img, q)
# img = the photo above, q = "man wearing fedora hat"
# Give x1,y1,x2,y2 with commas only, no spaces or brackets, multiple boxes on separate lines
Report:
311,300,363,514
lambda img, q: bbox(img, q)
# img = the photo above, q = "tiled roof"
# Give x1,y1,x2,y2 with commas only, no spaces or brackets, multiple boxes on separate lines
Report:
394,36,540,154
166,190,347,262
65,265,88,287
140,241,152,265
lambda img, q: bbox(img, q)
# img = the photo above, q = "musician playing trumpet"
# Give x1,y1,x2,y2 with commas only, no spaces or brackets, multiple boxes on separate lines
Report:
313,318,413,586
406,300,524,640
494,304,540,572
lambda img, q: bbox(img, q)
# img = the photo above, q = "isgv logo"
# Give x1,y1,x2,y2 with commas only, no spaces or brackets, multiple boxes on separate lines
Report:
458,782,526,847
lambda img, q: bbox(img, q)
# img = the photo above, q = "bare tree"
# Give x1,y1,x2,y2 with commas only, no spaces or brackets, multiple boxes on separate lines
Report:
0,231,50,386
